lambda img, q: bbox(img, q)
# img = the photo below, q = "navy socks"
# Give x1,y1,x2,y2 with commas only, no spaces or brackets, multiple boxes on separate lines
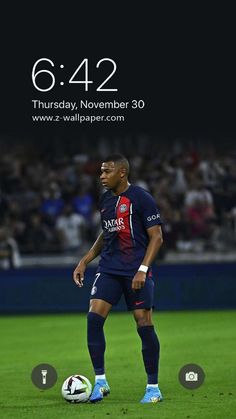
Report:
87,313,160,383
137,325,160,384
87,312,106,375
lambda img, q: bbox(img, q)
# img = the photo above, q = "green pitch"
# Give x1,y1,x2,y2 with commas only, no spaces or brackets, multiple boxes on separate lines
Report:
0,310,235,419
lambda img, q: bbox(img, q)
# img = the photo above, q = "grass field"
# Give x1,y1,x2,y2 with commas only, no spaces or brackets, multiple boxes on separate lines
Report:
0,310,236,419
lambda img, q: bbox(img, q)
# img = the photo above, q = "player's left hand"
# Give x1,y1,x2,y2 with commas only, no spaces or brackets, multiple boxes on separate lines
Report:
132,271,146,290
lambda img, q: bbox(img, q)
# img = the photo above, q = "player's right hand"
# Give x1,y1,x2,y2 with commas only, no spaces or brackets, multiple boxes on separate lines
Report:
73,262,86,287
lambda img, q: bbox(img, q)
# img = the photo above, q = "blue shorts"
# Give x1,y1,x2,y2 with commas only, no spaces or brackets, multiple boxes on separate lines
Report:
89,271,155,311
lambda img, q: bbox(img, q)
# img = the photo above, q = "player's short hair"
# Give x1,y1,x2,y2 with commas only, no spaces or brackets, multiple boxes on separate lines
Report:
103,154,130,175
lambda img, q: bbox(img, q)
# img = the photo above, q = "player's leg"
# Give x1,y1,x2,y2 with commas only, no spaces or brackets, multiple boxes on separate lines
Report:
88,298,112,378
123,275,163,403
88,298,111,402
87,272,123,402
133,308,163,403
134,308,159,385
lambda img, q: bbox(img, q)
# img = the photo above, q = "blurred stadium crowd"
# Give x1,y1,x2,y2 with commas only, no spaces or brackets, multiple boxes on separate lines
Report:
0,135,236,268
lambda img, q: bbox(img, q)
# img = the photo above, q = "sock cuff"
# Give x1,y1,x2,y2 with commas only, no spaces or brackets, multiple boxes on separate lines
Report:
137,325,155,333
87,311,106,325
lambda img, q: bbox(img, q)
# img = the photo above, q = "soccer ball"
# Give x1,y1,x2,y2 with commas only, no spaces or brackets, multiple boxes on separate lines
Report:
61,374,92,403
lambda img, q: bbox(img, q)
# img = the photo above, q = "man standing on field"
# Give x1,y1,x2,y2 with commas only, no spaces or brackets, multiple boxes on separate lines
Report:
73,154,163,403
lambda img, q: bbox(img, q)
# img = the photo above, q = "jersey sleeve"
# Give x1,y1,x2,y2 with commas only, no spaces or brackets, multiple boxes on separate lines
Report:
137,189,162,229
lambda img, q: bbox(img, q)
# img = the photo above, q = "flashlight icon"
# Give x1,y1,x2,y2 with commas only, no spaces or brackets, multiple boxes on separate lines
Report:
41,369,48,385
32,364,57,389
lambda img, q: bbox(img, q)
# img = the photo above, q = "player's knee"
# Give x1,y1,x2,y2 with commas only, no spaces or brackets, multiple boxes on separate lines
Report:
137,319,152,327
135,316,153,328
89,299,111,318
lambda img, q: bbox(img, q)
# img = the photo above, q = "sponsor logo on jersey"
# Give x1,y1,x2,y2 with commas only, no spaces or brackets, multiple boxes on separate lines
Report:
119,204,127,213
147,214,160,222
103,217,125,232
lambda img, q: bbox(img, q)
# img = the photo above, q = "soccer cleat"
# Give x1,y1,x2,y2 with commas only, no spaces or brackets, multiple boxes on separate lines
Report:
89,379,110,403
140,386,163,403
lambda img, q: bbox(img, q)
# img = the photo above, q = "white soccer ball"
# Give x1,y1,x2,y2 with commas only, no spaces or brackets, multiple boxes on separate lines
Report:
61,374,92,403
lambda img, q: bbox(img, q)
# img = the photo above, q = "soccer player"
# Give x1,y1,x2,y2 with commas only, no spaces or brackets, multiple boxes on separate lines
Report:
73,154,163,403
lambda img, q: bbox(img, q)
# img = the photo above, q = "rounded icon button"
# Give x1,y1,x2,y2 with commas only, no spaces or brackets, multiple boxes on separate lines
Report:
178,363,205,389
31,363,57,390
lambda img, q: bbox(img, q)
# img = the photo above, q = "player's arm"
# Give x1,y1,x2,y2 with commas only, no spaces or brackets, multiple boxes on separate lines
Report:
132,225,163,290
73,231,104,288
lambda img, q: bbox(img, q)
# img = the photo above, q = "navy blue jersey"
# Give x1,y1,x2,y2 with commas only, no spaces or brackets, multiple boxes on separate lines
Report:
98,185,162,276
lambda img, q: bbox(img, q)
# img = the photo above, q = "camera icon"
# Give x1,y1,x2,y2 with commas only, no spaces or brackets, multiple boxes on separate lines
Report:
179,364,204,389
185,371,198,381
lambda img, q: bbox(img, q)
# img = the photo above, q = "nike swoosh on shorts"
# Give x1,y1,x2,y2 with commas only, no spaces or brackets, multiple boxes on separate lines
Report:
135,301,145,306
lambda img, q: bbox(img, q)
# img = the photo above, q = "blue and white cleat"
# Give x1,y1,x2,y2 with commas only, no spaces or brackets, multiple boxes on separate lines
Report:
89,379,110,403
140,386,163,403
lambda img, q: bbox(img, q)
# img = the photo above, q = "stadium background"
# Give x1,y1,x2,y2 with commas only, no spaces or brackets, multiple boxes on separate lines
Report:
0,134,236,312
